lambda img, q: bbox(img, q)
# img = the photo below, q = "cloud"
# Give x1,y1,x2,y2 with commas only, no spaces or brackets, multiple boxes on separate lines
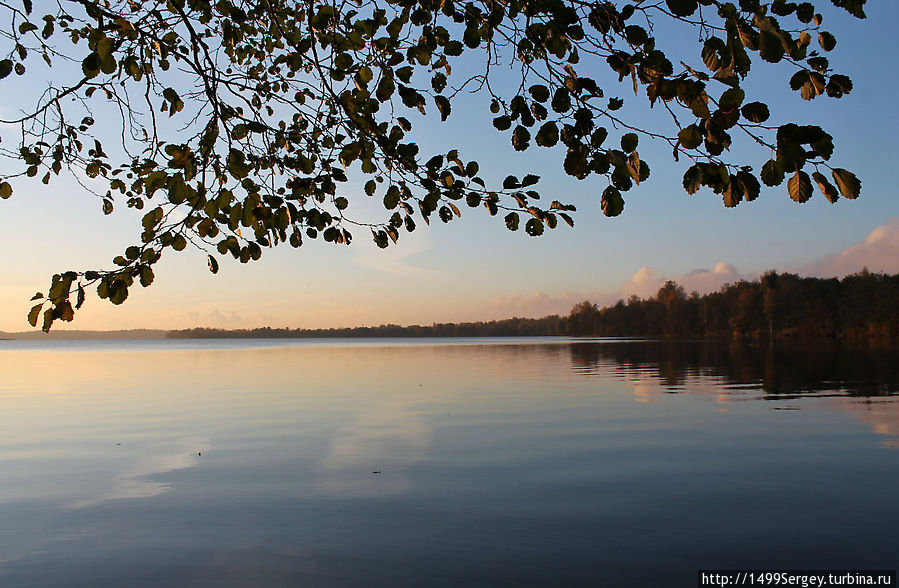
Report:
794,217,899,277
353,229,443,279
493,218,899,317
608,261,750,302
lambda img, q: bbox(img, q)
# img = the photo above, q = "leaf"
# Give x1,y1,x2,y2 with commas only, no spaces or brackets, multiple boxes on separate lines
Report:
627,152,642,185
761,160,784,187
208,255,219,274
719,88,744,109
375,76,395,101
535,122,558,147
138,266,154,287
812,171,839,203
504,212,519,231
82,53,100,78
787,170,813,203
521,174,540,187
818,31,836,51
740,102,770,123
682,165,702,194
525,218,544,236
601,186,624,217
59,301,75,322
677,125,702,150
722,182,741,208
28,303,42,327
665,0,698,17
512,126,530,151
434,95,451,121
493,115,511,131
0,181,12,199
563,149,588,179
0,59,12,79
759,31,784,63
831,168,860,199
620,133,638,153
528,85,550,102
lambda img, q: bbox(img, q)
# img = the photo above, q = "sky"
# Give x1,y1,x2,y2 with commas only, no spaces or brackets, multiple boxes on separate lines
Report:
0,2,897,332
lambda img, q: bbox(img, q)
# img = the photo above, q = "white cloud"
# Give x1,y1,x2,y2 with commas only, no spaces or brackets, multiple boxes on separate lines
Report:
794,217,899,277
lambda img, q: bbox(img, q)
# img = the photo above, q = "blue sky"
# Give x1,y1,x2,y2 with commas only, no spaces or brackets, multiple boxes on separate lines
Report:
0,2,896,331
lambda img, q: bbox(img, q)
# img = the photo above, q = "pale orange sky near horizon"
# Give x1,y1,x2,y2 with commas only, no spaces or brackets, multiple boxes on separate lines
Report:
1,217,897,332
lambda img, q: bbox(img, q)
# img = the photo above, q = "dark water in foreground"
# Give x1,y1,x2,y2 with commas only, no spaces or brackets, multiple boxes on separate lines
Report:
0,338,896,586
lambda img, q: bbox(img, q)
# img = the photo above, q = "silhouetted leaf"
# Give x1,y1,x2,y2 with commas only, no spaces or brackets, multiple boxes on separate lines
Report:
601,186,624,216
787,170,812,203
831,168,860,199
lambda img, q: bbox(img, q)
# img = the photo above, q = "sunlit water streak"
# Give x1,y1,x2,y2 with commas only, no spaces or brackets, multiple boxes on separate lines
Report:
0,338,896,586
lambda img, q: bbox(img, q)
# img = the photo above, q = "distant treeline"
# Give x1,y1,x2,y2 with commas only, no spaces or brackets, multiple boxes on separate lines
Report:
166,316,568,339
166,271,899,341
568,270,899,339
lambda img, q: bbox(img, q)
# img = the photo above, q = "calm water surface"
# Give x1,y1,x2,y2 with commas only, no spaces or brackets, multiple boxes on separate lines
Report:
0,338,897,586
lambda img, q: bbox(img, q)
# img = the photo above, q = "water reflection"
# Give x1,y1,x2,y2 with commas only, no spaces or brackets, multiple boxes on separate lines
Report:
569,340,899,447
70,436,208,508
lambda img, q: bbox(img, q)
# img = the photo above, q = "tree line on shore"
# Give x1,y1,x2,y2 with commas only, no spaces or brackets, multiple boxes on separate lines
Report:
167,270,898,340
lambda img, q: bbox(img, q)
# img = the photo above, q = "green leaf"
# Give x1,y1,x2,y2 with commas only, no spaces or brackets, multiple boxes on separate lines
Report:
831,168,860,199
172,234,188,251
0,181,12,199
787,170,813,203
0,59,12,79
601,186,624,217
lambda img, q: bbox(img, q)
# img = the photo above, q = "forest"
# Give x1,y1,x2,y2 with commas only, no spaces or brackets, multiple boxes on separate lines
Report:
167,270,898,340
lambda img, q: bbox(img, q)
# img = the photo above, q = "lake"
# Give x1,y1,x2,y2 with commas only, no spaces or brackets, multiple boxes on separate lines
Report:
0,338,896,586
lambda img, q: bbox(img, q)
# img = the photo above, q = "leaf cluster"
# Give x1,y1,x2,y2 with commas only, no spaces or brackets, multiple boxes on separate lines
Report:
0,0,865,329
